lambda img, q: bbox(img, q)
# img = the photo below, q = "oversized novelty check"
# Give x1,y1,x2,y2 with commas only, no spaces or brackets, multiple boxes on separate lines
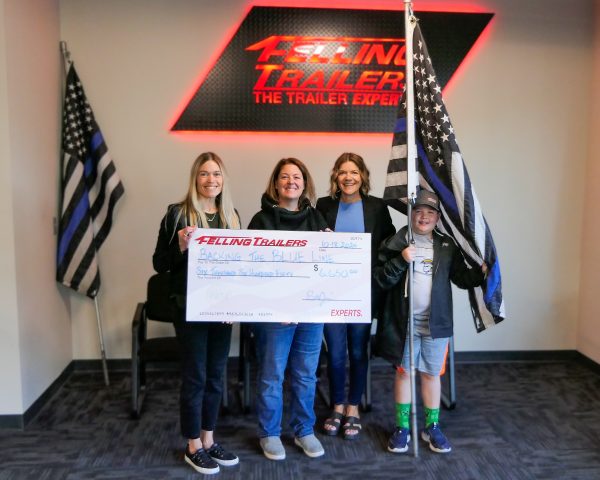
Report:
186,229,371,323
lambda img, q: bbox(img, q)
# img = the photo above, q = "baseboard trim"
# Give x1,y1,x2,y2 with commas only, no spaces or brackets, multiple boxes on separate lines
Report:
72,359,131,372
452,349,583,364
1,349,598,429
0,362,74,429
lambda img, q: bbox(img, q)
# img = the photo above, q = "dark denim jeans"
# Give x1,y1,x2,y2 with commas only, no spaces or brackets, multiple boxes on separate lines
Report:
174,316,232,439
323,322,371,406
253,322,323,438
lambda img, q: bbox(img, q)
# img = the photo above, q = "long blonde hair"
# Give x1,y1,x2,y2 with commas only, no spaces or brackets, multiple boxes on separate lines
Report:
178,152,240,229
265,157,317,206
328,152,371,198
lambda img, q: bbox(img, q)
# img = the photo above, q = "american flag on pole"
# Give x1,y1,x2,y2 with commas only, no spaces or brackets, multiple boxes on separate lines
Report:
56,64,125,298
384,21,505,331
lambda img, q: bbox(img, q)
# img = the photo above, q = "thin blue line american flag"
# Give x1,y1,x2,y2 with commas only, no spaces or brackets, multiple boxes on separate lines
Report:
384,21,505,331
56,64,124,298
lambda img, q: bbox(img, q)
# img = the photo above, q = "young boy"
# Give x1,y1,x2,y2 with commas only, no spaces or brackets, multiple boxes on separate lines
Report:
374,190,487,454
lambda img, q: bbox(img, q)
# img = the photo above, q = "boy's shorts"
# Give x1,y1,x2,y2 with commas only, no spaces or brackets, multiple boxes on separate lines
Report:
396,333,449,376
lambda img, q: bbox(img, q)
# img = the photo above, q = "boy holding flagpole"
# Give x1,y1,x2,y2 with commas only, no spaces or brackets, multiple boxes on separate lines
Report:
374,189,487,453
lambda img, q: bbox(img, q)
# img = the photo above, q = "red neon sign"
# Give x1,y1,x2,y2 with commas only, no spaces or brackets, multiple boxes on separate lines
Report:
171,7,494,134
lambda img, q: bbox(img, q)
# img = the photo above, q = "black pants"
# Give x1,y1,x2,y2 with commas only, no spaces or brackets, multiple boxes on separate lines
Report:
174,315,232,439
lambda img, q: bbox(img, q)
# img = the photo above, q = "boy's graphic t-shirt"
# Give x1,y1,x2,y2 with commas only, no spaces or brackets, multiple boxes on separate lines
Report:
412,233,434,334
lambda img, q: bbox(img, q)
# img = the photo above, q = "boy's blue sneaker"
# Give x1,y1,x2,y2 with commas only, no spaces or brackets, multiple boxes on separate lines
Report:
421,423,452,453
387,427,411,453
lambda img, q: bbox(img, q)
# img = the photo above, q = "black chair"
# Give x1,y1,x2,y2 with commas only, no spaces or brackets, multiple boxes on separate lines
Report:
131,272,231,418
238,323,254,413
131,272,181,418
441,336,457,410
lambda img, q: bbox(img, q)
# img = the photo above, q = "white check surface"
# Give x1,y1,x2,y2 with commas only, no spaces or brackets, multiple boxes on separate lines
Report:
186,229,371,323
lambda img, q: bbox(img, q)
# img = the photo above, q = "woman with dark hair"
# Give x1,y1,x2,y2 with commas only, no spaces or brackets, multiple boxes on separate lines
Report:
316,152,395,440
248,158,329,461
153,152,240,475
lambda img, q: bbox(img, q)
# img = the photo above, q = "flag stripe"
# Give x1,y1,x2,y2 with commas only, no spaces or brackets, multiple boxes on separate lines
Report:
56,64,124,298
57,180,91,265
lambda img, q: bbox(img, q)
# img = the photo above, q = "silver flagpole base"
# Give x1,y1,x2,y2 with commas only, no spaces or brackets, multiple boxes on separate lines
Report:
93,296,110,386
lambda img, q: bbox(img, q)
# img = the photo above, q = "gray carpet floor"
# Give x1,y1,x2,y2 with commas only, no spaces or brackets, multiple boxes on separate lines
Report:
1,360,600,479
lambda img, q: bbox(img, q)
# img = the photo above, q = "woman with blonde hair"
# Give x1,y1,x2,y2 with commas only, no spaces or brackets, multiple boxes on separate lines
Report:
153,152,240,475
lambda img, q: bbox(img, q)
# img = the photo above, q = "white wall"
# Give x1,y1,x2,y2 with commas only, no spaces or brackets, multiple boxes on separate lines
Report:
56,0,597,359
0,0,24,415
577,1,600,364
450,0,594,350
0,0,70,414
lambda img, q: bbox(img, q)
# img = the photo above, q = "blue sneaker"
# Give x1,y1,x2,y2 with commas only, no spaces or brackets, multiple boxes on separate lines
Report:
387,427,410,453
421,423,452,453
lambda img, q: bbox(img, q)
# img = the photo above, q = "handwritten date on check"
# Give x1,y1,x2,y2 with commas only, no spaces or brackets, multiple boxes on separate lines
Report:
186,229,371,323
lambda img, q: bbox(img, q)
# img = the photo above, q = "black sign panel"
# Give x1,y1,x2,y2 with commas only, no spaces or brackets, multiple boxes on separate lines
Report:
172,7,492,133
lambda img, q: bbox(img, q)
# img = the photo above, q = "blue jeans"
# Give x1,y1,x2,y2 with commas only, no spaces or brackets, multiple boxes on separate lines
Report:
323,322,371,406
254,322,323,438
174,312,232,439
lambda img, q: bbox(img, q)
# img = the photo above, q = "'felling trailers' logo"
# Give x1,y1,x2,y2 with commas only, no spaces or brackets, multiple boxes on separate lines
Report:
246,35,406,107
171,6,493,133
195,235,308,247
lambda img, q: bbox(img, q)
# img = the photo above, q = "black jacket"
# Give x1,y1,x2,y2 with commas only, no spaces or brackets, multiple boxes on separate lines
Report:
152,204,239,299
152,204,188,298
316,194,395,318
248,194,328,232
373,226,485,365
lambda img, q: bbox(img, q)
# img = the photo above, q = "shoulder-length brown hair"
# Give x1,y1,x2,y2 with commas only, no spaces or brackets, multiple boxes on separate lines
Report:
328,152,371,198
265,157,317,206
178,152,240,229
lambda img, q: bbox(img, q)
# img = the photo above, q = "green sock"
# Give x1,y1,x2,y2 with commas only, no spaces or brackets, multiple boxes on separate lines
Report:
395,403,411,429
424,407,440,427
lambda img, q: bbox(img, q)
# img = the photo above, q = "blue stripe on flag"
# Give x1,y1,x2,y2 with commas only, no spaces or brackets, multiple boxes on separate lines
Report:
484,261,501,303
416,143,459,218
57,193,90,264
91,131,103,151
394,117,406,133
84,156,94,178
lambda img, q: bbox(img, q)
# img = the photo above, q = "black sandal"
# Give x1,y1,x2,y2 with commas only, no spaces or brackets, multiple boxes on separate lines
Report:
323,411,344,436
342,416,362,440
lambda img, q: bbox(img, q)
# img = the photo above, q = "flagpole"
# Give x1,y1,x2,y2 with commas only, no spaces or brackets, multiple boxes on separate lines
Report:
59,41,110,387
404,0,419,458
94,296,110,386
59,41,73,82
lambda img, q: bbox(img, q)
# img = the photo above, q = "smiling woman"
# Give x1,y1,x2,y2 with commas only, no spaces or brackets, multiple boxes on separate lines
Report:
247,157,329,461
152,151,241,475
316,152,395,441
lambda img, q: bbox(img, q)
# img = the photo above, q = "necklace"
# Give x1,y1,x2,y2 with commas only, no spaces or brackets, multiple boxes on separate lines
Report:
205,211,217,222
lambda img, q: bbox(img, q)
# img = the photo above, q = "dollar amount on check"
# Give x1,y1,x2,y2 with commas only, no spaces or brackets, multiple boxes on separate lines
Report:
186,229,371,323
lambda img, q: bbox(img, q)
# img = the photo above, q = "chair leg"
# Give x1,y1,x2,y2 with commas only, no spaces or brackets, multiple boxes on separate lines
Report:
221,365,229,414
131,354,139,418
361,338,372,412
131,356,147,418
441,336,456,410
316,338,331,408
